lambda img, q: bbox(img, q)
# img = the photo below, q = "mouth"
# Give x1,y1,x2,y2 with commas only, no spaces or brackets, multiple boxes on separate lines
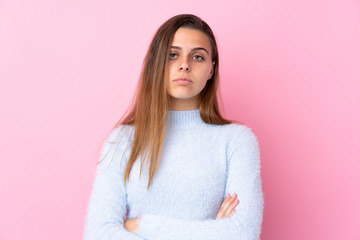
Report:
174,78,192,83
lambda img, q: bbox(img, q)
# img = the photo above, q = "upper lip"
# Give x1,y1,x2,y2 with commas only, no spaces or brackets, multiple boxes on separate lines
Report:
174,78,192,82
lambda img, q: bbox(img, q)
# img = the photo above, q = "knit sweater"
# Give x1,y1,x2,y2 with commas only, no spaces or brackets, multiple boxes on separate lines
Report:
83,108,264,240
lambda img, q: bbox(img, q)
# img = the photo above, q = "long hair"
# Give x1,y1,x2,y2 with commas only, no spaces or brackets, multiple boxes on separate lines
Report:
101,14,238,190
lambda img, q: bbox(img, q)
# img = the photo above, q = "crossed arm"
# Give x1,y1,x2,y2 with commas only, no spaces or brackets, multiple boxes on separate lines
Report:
84,126,263,240
124,192,239,233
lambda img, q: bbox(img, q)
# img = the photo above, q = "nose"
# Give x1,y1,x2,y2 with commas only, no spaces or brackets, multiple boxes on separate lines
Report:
179,60,190,72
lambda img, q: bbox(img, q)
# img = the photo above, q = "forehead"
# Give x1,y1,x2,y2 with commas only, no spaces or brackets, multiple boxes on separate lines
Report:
171,27,211,51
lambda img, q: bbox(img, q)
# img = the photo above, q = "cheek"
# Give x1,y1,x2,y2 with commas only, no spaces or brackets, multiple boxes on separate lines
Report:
199,65,212,78
168,64,176,76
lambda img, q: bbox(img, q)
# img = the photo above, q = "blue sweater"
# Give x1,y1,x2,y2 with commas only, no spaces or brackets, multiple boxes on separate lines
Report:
83,108,264,240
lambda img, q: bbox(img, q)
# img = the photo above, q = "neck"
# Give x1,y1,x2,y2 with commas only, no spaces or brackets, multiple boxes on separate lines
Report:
168,96,200,111
165,108,205,129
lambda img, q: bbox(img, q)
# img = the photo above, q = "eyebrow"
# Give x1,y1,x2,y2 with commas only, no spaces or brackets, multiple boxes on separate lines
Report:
170,46,209,55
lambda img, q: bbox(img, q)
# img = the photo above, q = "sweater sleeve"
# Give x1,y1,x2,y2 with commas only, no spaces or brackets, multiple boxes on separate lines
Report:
136,126,264,240
83,127,145,240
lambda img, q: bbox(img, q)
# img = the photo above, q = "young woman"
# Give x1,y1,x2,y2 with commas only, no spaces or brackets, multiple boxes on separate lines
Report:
84,14,264,240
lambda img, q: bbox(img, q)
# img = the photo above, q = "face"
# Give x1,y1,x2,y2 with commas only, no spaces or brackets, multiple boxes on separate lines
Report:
166,27,215,110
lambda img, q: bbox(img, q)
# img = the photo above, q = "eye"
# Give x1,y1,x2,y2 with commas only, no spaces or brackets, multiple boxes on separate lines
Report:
169,53,177,59
193,55,204,61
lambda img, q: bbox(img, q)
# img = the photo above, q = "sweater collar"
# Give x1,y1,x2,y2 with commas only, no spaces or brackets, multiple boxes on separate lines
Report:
166,108,205,129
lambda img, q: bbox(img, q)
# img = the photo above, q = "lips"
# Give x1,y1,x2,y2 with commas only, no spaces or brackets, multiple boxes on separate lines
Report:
174,78,192,82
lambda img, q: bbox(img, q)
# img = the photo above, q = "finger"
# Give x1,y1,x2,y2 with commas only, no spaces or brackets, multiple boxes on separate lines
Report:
224,193,230,201
223,193,236,206
229,209,236,218
221,193,237,216
218,194,237,217
219,194,231,209
225,198,239,216
224,193,236,205
221,194,234,208
216,194,231,218
217,193,239,218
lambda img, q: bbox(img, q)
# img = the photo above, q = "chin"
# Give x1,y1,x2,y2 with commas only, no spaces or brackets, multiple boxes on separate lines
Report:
171,94,196,100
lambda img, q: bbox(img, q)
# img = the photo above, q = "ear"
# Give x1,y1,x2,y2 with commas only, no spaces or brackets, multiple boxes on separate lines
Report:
208,61,215,80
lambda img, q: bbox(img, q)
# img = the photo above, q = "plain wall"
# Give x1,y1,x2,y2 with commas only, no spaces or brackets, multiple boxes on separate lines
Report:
0,0,359,239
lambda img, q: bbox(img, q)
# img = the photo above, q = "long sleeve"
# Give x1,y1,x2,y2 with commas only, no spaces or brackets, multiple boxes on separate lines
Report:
83,127,145,240
136,126,264,240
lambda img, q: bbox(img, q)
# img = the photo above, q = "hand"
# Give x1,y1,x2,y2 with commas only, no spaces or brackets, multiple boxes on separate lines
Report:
216,193,239,219
124,217,141,234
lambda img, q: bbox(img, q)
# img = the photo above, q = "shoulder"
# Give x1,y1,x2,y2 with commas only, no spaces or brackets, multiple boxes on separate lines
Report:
99,124,134,160
106,124,135,144
223,123,261,167
219,123,259,144
97,124,135,170
219,123,260,158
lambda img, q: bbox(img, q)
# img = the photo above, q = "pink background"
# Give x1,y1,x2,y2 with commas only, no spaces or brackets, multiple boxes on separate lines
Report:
1,0,359,239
